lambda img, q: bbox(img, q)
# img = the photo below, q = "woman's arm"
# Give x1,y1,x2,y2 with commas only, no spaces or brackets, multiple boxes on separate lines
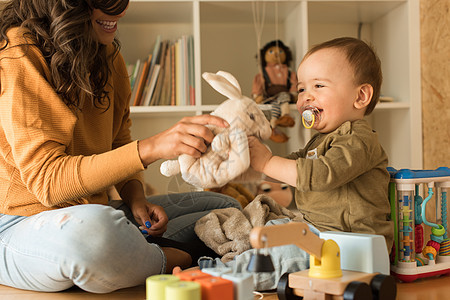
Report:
119,179,168,236
137,115,229,167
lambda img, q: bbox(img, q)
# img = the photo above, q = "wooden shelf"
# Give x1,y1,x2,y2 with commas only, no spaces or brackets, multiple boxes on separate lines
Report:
119,0,421,191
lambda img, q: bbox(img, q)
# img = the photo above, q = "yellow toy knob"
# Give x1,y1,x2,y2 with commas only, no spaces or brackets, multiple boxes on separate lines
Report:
309,239,343,279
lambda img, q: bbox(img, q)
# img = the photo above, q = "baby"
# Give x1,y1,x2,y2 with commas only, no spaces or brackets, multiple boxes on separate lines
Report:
249,37,394,251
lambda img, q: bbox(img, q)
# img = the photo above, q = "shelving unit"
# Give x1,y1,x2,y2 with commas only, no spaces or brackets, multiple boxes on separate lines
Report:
118,0,422,193
0,0,422,193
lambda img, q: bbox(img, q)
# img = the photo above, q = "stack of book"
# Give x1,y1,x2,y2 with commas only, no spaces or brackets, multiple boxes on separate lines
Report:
127,35,195,106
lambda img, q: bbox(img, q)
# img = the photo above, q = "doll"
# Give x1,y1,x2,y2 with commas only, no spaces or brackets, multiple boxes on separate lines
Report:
257,180,293,208
252,40,298,143
206,180,293,210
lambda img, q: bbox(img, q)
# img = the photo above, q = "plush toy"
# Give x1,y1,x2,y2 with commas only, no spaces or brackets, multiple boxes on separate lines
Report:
252,40,298,143
207,182,255,208
160,71,272,189
256,180,293,208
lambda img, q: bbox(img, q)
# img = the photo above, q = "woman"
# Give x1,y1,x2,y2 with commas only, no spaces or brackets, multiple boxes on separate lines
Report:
0,0,240,293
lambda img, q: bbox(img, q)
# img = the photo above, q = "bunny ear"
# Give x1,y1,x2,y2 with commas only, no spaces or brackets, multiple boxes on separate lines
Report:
202,71,243,100
216,71,241,92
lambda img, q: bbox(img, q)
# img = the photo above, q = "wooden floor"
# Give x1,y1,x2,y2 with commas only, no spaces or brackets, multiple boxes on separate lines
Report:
1,274,450,299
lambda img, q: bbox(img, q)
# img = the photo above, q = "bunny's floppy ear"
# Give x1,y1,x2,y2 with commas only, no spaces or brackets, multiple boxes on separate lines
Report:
216,71,241,91
202,71,243,100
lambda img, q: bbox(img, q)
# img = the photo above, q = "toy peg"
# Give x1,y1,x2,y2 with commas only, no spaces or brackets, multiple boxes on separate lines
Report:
249,222,323,259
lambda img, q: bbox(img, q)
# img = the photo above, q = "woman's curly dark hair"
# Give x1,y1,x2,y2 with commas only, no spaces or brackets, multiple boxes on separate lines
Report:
259,40,293,68
0,0,128,110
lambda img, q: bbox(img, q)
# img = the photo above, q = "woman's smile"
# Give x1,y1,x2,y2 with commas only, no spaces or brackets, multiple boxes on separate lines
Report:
95,19,117,33
91,4,128,45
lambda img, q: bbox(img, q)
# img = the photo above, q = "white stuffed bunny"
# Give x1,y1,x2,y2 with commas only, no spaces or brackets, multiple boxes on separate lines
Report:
160,71,272,189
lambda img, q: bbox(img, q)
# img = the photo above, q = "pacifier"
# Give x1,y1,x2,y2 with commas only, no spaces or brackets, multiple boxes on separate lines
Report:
301,106,321,129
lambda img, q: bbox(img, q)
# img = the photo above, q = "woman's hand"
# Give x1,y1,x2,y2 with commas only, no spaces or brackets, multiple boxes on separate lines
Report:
248,136,272,173
138,115,229,167
132,200,168,236
120,180,168,236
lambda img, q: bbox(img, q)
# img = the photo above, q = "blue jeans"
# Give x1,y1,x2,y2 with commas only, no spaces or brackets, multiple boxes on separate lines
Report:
0,191,240,293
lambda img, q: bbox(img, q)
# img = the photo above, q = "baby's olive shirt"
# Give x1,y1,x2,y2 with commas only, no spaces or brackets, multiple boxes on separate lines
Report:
287,119,394,251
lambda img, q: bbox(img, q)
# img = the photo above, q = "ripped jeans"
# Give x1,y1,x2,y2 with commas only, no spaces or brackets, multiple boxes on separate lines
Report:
0,192,240,293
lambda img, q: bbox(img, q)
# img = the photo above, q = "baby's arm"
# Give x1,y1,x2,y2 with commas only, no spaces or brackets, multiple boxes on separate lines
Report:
262,156,297,187
248,137,297,187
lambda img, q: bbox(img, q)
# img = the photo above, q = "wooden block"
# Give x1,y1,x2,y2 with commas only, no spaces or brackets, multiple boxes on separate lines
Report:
175,269,212,282
195,276,234,300
201,267,232,277
146,274,180,300
222,272,254,300
165,281,201,300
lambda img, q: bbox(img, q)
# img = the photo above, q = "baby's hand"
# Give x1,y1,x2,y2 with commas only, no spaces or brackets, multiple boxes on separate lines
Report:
248,136,272,173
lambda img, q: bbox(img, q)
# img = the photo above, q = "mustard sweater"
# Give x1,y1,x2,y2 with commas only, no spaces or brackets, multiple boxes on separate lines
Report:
0,27,145,216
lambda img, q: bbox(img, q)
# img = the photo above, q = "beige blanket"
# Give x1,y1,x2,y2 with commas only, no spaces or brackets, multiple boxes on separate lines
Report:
194,194,296,262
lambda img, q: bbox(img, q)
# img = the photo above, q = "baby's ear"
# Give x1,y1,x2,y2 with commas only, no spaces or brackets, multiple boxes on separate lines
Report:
354,83,373,110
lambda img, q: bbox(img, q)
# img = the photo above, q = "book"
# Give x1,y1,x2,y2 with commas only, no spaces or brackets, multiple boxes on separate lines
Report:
176,35,189,106
182,35,189,106
129,59,141,106
127,61,138,91
127,35,196,107
141,64,161,106
132,55,152,106
149,40,169,106
175,39,182,106
188,35,195,105
126,63,134,78
149,35,162,70
159,41,173,106
140,36,162,105
170,43,176,106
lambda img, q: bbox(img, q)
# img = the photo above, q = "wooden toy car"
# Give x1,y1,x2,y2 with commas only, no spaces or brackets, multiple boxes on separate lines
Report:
249,222,397,300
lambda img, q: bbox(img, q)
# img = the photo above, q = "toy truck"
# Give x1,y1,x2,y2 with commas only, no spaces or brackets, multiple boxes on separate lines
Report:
249,222,397,300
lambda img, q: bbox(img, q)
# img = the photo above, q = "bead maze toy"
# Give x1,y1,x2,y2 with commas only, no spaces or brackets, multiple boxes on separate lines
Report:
249,222,397,300
388,167,450,282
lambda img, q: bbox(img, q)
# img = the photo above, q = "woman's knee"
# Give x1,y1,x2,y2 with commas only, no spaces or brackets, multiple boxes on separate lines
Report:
53,205,140,261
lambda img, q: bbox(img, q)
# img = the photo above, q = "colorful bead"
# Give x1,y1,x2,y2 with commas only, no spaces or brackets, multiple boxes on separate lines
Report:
427,240,441,252
431,224,446,237
439,239,450,256
415,224,424,253
415,256,425,266
422,245,437,260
